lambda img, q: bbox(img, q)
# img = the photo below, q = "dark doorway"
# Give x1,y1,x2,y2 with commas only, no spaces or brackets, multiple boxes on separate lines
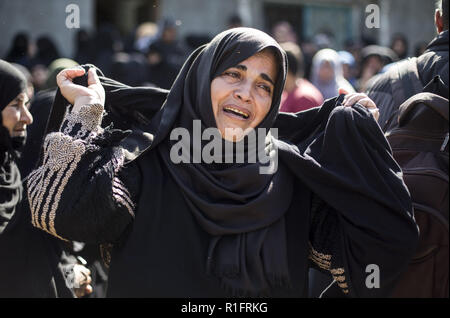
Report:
263,3,303,42
96,0,119,27
96,0,160,35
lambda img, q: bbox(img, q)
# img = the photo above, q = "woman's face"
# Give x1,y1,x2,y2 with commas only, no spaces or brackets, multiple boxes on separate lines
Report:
1,92,33,137
392,39,406,57
210,50,277,141
318,60,335,83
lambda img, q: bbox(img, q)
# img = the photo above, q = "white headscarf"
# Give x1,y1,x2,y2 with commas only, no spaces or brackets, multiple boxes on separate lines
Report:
311,48,355,99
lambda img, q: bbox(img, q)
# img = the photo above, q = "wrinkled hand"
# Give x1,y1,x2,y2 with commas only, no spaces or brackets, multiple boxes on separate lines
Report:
56,67,105,113
72,264,93,298
338,88,379,121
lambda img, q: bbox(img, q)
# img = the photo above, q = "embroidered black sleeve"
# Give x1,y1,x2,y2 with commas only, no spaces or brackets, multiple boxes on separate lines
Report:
309,194,349,295
27,104,140,244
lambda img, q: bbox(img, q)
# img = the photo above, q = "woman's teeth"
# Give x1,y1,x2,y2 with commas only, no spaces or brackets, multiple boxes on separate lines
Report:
223,106,249,119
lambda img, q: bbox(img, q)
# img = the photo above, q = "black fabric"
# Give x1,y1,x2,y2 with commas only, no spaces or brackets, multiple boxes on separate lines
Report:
18,89,56,178
366,30,449,131
106,152,311,297
45,28,418,297
0,125,22,234
50,96,418,297
418,30,449,88
0,59,27,111
275,101,418,297
0,197,70,297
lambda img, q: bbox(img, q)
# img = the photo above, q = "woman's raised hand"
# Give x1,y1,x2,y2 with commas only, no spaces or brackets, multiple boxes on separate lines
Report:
338,88,379,121
56,67,105,113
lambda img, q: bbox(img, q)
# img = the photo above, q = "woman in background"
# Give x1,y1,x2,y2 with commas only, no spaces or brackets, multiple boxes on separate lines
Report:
311,48,355,99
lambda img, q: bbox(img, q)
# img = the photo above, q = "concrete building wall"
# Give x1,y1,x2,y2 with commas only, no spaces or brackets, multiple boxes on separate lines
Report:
0,0,440,60
159,0,437,53
159,0,241,38
0,0,94,59
381,0,437,55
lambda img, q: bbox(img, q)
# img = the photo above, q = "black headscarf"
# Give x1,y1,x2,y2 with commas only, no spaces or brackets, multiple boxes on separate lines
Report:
0,59,27,234
45,28,414,297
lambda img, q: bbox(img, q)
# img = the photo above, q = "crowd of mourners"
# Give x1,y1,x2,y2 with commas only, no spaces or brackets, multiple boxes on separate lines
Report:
2,16,428,110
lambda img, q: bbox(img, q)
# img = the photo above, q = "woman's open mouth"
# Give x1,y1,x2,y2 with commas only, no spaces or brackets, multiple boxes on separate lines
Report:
13,128,26,136
222,105,250,120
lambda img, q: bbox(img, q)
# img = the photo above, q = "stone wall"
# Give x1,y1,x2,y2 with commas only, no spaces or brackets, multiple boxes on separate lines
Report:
0,0,94,59
0,0,440,60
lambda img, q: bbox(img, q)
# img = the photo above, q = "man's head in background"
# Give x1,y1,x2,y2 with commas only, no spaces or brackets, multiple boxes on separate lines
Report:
280,42,304,93
435,0,449,33
281,42,304,79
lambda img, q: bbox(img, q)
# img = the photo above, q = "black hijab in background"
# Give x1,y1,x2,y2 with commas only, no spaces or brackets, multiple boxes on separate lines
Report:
0,59,26,234
0,62,74,298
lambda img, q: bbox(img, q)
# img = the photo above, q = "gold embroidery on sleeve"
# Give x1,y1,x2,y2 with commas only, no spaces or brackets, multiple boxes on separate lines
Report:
27,132,86,240
309,243,332,270
112,189,135,218
28,105,134,241
111,151,135,217
112,177,135,217
63,104,104,139
309,243,349,294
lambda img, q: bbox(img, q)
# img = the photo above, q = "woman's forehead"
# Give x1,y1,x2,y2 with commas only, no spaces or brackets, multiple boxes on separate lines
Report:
236,50,278,80
13,92,28,102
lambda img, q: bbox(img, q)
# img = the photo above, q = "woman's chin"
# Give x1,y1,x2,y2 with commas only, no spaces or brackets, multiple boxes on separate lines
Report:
220,126,255,142
222,133,243,142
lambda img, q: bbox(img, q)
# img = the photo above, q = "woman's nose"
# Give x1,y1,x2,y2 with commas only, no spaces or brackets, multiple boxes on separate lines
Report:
234,82,252,103
20,107,33,125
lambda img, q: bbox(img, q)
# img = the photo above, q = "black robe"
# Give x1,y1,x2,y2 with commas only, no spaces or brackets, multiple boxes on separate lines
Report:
26,96,419,297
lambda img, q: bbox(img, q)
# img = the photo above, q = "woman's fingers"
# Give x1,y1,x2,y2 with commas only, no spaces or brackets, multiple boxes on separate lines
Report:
56,68,85,87
56,67,105,107
56,68,89,105
344,94,375,107
65,68,86,78
368,106,380,121
87,67,99,87
338,88,349,95
355,97,377,109
341,93,379,121
74,284,93,298
87,68,105,103
72,264,93,298
85,284,93,294
346,95,376,108
343,93,367,106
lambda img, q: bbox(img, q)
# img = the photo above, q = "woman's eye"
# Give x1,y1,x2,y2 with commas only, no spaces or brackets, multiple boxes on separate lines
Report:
224,71,240,79
258,84,272,94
